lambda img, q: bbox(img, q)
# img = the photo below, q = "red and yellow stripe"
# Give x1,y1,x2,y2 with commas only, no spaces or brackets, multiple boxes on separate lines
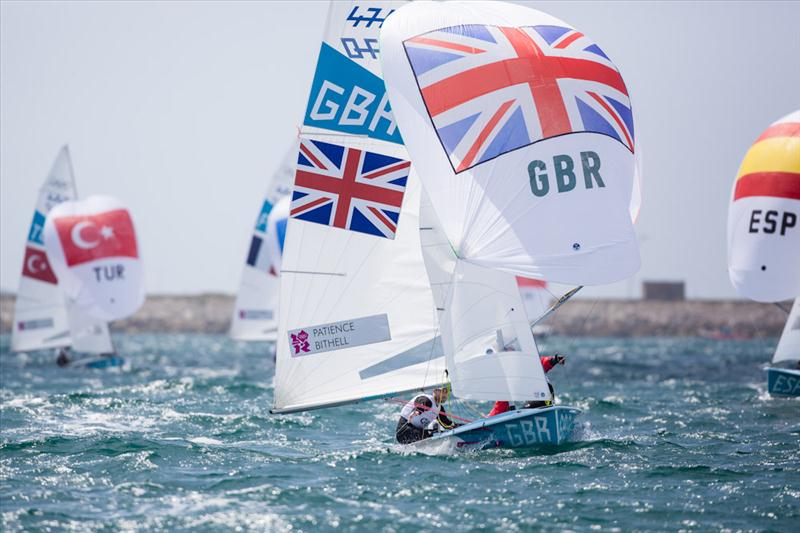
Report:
733,113,800,201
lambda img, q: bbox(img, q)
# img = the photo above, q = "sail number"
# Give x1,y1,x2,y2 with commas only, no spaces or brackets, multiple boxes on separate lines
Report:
309,81,397,137
748,210,797,236
772,374,800,395
505,418,551,446
528,151,605,197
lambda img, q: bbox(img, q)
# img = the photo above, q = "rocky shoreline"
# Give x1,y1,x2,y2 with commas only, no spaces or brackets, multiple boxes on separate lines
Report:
0,293,789,338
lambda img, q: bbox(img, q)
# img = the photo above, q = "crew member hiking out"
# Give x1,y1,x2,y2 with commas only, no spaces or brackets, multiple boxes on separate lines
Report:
487,354,566,416
395,386,456,444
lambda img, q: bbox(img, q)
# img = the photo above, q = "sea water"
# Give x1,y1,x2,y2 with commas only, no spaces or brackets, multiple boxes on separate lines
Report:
1,334,797,531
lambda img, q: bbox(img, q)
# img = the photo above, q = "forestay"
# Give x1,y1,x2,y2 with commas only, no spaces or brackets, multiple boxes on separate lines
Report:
727,110,800,303
43,195,145,322
774,299,800,364
12,146,78,352
382,1,642,400
230,141,296,341
380,1,640,285
272,1,446,414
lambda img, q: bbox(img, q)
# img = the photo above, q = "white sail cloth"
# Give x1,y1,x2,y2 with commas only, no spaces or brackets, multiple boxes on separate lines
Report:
43,195,144,322
380,1,641,286
272,1,447,413
727,110,800,303
12,147,77,352
273,165,445,412
774,299,800,364
230,140,297,341
420,194,549,401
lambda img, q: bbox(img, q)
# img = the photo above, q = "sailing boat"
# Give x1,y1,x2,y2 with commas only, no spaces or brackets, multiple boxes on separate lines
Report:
10,146,115,366
230,142,296,341
727,110,800,396
43,194,145,368
380,1,642,448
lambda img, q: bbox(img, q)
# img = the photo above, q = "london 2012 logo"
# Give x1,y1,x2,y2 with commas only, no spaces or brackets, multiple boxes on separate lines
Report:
291,330,311,355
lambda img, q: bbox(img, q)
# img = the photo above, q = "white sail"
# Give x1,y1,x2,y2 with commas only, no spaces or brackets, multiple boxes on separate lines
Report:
272,0,447,414
517,277,552,323
382,1,642,400
11,146,77,352
66,302,114,354
727,110,800,303
230,141,296,341
264,196,290,277
43,195,145,322
774,299,800,364
381,1,641,286
419,191,549,401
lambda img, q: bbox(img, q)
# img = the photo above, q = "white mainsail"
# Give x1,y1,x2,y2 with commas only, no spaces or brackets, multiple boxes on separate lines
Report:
774,299,799,363
11,146,111,353
272,0,448,414
382,1,642,400
230,141,296,341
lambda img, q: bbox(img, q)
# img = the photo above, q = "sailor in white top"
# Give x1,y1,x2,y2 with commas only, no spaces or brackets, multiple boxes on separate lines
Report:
395,386,454,444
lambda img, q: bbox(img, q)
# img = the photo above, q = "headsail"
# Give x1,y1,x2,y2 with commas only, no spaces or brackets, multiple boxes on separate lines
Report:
727,110,800,303
272,1,447,414
230,141,296,341
774,299,800,364
382,1,641,400
43,195,145,322
11,147,77,352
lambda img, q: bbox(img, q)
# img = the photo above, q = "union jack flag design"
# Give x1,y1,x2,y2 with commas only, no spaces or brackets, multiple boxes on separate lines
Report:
290,139,410,239
403,24,635,173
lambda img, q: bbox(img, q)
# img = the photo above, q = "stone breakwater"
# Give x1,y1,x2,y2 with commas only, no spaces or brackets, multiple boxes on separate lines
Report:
0,294,789,337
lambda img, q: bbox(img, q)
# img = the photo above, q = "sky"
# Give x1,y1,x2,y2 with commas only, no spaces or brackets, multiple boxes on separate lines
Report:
1,1,799,299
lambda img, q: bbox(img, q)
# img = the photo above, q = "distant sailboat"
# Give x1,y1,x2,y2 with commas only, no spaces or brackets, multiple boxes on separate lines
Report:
728,110,800,396
11,146,114,364
44,193,145,368
230,142,296,342
382,0,642,448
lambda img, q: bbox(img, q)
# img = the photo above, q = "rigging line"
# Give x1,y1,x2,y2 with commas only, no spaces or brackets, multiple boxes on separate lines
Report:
774,302,792,315
280,270,346,276
565,299,598,356
530,286,584,328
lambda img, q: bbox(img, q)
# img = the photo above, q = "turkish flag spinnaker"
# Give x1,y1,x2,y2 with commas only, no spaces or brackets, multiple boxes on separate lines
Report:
43,195,145,321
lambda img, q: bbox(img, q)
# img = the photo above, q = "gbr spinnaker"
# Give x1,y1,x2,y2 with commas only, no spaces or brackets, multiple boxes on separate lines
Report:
727,110,800,396
381,0,641,445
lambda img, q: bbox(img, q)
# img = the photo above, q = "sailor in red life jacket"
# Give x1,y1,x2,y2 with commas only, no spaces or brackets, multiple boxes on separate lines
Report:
487,354,566,417
395,386,456,444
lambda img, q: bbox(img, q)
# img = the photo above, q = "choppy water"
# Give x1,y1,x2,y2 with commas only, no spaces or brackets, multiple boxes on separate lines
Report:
1,334,798,531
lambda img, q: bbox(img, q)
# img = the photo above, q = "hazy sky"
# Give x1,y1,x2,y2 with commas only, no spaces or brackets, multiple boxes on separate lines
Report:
2,1,799,299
